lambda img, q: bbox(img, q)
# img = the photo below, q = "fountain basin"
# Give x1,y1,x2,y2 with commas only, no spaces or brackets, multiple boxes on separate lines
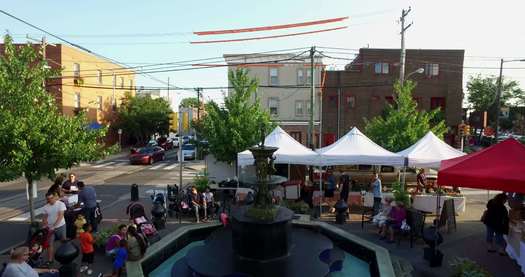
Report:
127,220,395,277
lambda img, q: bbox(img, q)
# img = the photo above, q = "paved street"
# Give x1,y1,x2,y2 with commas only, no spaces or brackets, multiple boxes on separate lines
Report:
0,149,205,252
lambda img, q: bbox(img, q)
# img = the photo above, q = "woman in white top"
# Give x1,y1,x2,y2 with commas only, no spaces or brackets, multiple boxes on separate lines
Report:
2,246,58,277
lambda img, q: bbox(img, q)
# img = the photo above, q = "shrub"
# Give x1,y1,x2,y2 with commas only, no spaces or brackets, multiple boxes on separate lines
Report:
283,200,310,214
193,170,209,192
392,181,410,207
94,224,120,249
450,257,491,277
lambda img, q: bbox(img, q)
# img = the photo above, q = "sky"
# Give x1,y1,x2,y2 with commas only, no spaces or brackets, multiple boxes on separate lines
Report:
1,0,524,109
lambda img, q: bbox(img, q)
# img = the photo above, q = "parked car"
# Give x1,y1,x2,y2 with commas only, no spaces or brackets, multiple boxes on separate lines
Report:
129,146,165,165
181,144,196,160
157,136,174,150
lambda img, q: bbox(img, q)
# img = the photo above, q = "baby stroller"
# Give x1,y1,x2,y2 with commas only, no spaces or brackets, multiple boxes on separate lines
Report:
126,201,161,244
27,228,49,267
150,190,167,230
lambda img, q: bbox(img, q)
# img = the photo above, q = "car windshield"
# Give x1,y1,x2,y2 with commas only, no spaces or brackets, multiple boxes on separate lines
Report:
138,148,154,154
182,144,195,150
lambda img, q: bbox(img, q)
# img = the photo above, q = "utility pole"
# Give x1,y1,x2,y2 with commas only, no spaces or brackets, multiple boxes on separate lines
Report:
167,77,170,106
195,87,202,158
178,109,183,187
399,7,412,84
494,58,504,141
112,72,116,109
308,46,316,149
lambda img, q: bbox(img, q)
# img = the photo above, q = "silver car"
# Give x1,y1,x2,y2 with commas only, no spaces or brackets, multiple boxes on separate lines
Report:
181,144,196,160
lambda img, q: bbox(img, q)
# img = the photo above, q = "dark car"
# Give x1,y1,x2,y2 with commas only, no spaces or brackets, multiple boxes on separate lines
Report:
129,146,165,165
157,137,174,150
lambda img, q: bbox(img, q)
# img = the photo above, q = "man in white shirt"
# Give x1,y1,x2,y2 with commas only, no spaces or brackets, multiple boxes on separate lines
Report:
42,192,67,264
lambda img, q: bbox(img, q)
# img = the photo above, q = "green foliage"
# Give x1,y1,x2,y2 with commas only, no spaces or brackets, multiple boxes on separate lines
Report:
104,143,122,156
199,69,276,163
392,182,410,207
180,97,200,108
365,80,447,152
467,75,523,113
0,35,107,222
283,200,310,214
114,94,172,145
246,206,277,221
0,35,106,183
193,170,209,192
94,224,120,248
450,257,492,277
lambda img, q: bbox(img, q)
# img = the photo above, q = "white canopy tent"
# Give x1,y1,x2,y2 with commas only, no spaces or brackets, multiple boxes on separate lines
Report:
396,131,465,168
237,126,320,167
316,127,405,166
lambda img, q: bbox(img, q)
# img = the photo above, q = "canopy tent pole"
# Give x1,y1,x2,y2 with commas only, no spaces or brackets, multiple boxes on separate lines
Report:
288,163,291,181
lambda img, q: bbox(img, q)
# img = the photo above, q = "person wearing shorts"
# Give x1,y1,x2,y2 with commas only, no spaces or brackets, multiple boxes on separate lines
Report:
42,192,67,265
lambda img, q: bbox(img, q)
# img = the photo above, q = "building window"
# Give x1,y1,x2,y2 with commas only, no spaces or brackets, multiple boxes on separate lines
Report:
295,100,304,116
269,68,279,85
297,69,305,85
374,63,389,74
424,64,439,77
97,96,103,110
268,97,279,116
74,93,81,108
120,77,124,88
97,70,102,84
306,101,312,115
290,131,302,144
346,96,355,108
73,63,80,77
430,97,446,111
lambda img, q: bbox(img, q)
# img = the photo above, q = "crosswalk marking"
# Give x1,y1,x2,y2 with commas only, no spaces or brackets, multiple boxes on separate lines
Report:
164,164,179,170
149,164,167,170
93,161,115,168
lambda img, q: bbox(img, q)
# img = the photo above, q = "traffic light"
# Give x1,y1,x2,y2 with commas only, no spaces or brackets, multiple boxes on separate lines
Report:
458,123,466,137
463,125,471,136
169,113,177,132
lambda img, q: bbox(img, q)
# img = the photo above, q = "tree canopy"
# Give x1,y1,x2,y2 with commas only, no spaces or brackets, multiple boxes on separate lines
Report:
198,69,275,163
364,80,448,152
0,35,107,222
180,97,200,108
114,94,172,145
467,75,523,115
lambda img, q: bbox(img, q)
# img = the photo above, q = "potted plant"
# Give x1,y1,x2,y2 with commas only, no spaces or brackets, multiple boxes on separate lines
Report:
392,181,410,207
94,225,120,253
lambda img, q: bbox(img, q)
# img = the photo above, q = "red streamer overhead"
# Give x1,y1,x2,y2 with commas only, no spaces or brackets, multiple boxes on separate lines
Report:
194,16,349,36
191,26,348,44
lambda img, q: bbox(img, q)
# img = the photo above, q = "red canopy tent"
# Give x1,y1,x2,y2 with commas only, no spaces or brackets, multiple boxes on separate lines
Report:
438,138,525,193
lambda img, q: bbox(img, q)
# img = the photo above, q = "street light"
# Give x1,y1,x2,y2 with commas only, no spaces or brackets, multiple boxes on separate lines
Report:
406,67,425,80
494,59,525,141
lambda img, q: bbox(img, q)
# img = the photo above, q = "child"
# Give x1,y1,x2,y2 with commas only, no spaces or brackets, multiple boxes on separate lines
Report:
112,239,128,277
79,223,95,275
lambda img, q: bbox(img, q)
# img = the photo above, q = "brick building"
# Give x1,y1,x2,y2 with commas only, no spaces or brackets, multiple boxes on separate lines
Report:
224,53,324,146
1,42,135,127
321,48,464,145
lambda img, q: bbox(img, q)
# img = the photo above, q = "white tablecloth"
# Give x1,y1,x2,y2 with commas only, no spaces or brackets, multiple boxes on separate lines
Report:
412,194,466,214
363,192,394,207
505,225,525,275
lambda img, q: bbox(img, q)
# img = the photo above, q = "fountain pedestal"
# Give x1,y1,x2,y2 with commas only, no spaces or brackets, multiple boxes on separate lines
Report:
232,205,294,261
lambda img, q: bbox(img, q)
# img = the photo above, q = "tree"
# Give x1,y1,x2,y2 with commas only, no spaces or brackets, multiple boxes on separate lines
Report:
115,94,172,145
467,75,524,125
0,35,107,223
180,97,199,108
199,69,275,163
364,80,447,152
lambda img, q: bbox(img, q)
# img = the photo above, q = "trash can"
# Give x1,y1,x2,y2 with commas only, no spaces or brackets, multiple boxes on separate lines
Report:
335,200,349,224
131,183,139,202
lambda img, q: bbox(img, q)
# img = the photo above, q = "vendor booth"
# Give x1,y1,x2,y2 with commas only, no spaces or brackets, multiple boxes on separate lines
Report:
438,138,525,274
397,131,465,169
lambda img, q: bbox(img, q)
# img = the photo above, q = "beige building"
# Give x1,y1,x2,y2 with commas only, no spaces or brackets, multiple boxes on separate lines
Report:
45,44,136,126
224,53,324,146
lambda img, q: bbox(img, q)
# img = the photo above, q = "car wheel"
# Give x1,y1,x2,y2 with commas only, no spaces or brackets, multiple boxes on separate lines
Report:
149,157,153,165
